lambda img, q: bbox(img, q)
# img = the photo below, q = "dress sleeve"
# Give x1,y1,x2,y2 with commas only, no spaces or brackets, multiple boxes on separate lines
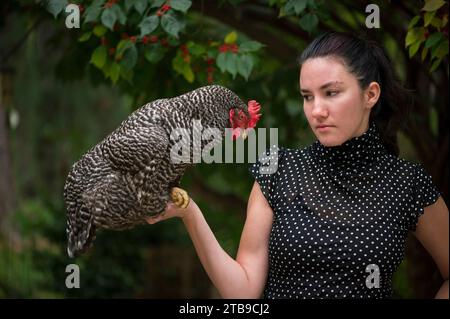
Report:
248,145,283,208
407,163,442,231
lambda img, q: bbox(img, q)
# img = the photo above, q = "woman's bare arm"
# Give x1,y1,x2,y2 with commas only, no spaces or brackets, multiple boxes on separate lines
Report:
146,181,273,298
413,196,449,299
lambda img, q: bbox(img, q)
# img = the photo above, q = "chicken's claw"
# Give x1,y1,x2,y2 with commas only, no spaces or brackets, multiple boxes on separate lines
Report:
170,187,190,209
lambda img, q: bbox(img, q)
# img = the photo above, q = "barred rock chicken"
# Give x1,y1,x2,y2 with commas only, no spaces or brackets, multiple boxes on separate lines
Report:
63,85,262,257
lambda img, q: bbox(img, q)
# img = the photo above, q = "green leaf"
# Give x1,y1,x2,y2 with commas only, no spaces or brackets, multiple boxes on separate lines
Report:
172,52,194,82
421,47,429,61
145,45,165,63
237,54,254,80
422,0,446,12
78,31,92,42
116,39,133,56
224,31,238,44
120,45,138,70
224,52,238,78
170,0,192,13
150,0,165,9
299,13,319,33
405,27,426,47
430,17,443,28
424,11,436,26
217,52,227,73
112,4,126,25
408,15,421,29
139,15,159,36
432,39,449,58
429,57,442,72
93,25,107,37
120,66,134,83
182,64,195,82
285,0,307,15
85,0,105,23
134,0,148,15
408,41,421,58
125,0,135,12
110,62,121,83
90,46,107,68
46,0,68,18
101,8,117,30
187,42,206,56
239,41,264,53
425,32,444,48
161,14,182,38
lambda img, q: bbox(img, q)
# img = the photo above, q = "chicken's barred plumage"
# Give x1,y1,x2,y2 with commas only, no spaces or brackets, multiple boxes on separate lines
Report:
64,85,256,257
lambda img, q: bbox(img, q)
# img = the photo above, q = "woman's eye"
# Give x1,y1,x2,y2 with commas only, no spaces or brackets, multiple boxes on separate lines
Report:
327,91,339,96
302,95,312,101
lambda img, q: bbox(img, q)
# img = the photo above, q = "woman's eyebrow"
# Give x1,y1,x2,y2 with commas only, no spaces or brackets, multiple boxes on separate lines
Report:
300,81,344,93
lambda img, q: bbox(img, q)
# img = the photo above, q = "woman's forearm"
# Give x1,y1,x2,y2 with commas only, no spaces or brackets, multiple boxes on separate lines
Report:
435,280,449,299
181,206,256,298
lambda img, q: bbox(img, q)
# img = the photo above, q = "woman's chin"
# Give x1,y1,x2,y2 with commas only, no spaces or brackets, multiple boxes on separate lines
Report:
317,136,344,147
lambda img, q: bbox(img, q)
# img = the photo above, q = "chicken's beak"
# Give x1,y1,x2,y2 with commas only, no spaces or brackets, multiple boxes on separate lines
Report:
241,129,248,140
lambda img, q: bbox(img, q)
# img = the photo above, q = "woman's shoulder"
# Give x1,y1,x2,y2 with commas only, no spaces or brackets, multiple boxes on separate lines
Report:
384,154,428,175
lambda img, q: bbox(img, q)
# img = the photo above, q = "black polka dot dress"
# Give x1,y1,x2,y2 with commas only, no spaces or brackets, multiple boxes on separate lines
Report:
249,121,441,299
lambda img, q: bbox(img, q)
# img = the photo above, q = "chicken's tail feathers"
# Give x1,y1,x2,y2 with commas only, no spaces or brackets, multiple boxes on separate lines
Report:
66,204,97,258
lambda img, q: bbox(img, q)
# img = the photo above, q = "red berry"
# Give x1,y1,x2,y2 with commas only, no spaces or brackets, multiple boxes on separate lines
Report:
109,47,116,56
160,38,169,47
130,36,137,43
150,35,159,43
142,36,150,44
219,44,229,53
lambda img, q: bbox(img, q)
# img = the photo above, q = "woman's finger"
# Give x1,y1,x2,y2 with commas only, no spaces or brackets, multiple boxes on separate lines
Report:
145,215,160,224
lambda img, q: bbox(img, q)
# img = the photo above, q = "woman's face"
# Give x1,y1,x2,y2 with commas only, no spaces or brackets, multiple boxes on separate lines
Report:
300,57,379,147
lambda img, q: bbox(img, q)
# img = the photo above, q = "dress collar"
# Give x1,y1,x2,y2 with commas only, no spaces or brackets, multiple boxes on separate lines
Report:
309,121,387,173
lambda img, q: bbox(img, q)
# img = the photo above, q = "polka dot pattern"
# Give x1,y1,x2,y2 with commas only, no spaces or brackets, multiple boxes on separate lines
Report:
249,121,441,299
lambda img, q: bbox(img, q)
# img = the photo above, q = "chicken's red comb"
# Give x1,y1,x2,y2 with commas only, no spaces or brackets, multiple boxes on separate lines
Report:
247,100,262,128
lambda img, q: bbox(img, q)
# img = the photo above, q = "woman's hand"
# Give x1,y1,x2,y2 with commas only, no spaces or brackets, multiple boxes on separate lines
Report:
145,198,198,224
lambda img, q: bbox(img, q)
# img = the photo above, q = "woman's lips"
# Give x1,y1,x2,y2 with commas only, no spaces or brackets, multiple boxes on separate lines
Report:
316,125,334,131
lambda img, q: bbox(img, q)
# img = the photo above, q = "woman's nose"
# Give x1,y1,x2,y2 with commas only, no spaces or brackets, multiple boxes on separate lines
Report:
311,100,328,118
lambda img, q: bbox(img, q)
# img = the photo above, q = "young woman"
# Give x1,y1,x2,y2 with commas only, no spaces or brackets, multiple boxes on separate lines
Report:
146,32,449,299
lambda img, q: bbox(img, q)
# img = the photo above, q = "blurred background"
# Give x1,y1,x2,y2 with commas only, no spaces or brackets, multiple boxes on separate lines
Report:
0,0,448,298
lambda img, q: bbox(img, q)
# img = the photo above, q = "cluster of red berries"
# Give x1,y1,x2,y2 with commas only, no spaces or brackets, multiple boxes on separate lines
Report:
142,35,159,44
104,0,118,9
180,44,190,63
219,43,239,54
156,4,171,17
206,58,215,83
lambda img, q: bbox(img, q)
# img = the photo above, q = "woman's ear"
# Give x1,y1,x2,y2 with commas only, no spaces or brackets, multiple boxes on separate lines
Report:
365,81,381,110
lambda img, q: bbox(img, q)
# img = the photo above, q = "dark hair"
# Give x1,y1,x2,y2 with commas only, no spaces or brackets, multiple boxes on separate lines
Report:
298,31,412,156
